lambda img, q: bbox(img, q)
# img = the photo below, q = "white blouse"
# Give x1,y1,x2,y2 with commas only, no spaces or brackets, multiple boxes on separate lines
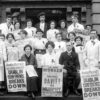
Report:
46,29,59,42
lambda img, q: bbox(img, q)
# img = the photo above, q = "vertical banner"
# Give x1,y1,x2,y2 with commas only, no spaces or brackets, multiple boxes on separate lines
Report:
42,66,63,97
5,61,27,92
80,69,100,100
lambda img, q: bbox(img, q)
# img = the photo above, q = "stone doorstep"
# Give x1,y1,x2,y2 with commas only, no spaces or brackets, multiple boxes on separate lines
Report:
0,95,83,100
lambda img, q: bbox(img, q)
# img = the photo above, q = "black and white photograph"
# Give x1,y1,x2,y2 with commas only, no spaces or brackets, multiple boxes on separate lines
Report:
0,0,100,100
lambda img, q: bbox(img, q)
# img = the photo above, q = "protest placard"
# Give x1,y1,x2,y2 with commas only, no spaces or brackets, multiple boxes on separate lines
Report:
25,65,38,77
5,61,27,92
80,69,100,100
41,66,63,97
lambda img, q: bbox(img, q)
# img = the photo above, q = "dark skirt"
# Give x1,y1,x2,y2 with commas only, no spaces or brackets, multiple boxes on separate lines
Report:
26,73,38,92
36,68,42,94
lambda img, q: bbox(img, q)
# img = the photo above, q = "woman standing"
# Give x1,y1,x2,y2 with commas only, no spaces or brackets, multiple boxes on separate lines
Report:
13,21,21,41
59,20,68,40
5,33,19,61
20,44,38,98
46,20,59,42
5,33,15,47
24,19,37,38
0,35,6,95
54,33,66,63
42,41,58,66
15,30,31,59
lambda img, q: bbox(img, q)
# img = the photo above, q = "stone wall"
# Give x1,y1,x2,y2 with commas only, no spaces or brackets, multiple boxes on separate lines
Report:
92,0,100,34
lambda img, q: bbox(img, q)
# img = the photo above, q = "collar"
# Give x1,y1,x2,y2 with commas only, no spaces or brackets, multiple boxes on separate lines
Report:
66,50,72,54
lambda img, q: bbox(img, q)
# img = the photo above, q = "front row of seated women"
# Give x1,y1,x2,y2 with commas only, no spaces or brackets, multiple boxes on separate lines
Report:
19,39,81,98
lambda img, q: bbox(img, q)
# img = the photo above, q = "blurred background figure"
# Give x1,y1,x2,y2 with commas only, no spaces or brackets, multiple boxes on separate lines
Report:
13,21,21,41
67,15,84,34
0,15,14,37
24,19,37,38
58,19,68,40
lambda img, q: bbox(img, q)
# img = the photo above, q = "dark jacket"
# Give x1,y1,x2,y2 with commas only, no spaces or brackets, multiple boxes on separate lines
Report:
20,54,37,92
20,54,37,67
59,51,80,73
35,22,48,38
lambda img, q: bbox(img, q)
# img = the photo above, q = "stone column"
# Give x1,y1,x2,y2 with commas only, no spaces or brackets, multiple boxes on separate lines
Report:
92,0,100,33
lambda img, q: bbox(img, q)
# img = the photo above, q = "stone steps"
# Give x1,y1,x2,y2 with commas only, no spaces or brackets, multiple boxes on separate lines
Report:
0,95,83,100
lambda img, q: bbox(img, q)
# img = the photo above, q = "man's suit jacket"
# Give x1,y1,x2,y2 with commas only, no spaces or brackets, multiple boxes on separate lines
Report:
35,22,48,38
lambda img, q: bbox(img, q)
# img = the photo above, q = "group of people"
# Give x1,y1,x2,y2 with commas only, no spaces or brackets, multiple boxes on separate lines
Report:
0,12,100,98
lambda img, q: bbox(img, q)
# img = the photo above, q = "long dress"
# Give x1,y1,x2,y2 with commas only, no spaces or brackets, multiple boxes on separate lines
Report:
0,40,7,89
20,54,38,92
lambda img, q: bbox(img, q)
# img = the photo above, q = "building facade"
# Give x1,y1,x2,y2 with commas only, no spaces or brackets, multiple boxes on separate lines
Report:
0,0,100,32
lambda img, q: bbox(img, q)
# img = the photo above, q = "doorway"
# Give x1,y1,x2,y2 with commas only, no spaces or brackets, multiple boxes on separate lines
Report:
26,8,66,27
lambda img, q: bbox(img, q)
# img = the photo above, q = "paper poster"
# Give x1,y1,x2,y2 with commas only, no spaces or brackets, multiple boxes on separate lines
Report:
5,61,27,92
80,69,100,100
41,66,63,97
25,65,38,77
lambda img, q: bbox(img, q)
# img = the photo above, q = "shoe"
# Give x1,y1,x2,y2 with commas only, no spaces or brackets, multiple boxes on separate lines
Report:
64,89,70,97
74,90,81,96
31,92,35,98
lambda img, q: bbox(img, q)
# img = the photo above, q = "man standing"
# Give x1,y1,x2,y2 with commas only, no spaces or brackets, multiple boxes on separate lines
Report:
67,15,84,34
84,30,100,68
59,39,81,97
35,12,48,38
0,15,14,37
